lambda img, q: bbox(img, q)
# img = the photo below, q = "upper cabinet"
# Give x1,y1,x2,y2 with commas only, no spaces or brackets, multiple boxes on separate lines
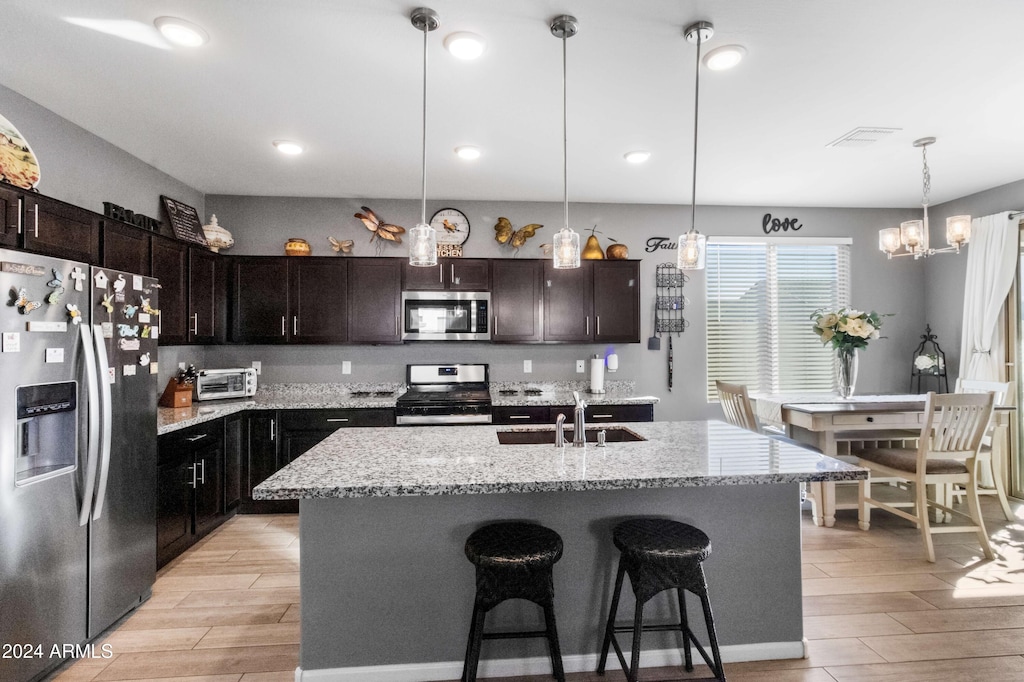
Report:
102,220,151,276
491,259,543,342
348,258,402,344
230,257,348,344
21,194,101,264
0,183,20,248
151,236,189,345
402,258,490,291
153,237,225,346
543,260,640,343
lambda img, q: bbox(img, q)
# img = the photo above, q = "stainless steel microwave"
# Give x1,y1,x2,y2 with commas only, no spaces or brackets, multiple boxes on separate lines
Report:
401,291,491,341
195,367,258,401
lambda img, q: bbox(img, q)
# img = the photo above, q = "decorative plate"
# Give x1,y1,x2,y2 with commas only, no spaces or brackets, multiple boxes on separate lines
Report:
430,207,470,245
0,113,40,189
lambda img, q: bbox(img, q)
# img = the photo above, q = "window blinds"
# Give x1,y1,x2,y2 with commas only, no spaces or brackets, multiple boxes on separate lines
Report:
706,240,850,401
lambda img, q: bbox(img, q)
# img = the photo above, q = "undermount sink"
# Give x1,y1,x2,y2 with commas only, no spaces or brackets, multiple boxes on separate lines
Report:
496,426,646,445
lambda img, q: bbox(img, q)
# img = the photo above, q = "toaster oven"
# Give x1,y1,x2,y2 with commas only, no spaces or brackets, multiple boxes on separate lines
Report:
195,368,258,401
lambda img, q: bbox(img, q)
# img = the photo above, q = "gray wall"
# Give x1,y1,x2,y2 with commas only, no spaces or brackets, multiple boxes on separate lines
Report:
0,84,204,222
203,195,926,420
925,179,1024,387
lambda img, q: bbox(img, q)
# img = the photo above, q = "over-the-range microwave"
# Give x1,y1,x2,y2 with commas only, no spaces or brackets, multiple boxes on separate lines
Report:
401,291,491,341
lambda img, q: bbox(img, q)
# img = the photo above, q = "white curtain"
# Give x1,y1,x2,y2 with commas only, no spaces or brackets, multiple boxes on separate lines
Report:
959,211,1018,382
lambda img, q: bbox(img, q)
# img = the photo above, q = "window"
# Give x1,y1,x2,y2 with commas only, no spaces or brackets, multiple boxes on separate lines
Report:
706,238,851,401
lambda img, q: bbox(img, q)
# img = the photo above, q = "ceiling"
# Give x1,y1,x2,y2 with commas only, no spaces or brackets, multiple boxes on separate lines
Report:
2,0,1023,208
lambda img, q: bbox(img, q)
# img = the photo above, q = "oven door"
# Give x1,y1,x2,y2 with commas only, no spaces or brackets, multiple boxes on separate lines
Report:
401,291,490,341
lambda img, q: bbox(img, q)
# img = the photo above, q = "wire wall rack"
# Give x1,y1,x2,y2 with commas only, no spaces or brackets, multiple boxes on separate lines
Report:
654,263,688,334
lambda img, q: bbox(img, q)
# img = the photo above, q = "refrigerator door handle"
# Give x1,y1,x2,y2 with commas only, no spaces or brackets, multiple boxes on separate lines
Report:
78,324,102,526
91,325,114,521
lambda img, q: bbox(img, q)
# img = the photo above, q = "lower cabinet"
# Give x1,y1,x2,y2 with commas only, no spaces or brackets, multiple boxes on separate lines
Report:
156,421,229,568
280,408,395,464
492,403,654,424
242,411,294,514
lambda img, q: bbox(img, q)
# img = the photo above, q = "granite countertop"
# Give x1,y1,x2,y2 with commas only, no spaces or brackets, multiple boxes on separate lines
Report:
157,380,657,435
253,420,866,500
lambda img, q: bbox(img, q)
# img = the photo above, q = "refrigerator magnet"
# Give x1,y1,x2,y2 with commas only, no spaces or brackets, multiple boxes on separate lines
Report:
100,294,113,314
118,338,140,351
123,304,138,319
139,352,150,366
150,361,159,375
138,312,150,323
117,324,139,338
66,304,81,325
2,332,19,353
94,270,108,289
12,288,41,314
132,275,143,290
100,322,113,338
141,325,151,338
123,364,136,377
70,267,86,291
106,366,116,384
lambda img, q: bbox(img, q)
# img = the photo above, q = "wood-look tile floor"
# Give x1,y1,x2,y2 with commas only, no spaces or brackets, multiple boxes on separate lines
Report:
51,496,1024,681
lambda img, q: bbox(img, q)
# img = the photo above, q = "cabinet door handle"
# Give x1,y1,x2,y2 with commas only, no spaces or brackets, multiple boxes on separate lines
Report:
592,413,614,419
198,458,207,485
32,204,38,238
191,313,199,335
451,264,457,285
492,314,497,337
439,266,444,284
596,316,600,335
281,316,286,336
509,415,532,420
270,419,275,441
186,433,207,442
395,316,400,336
293,316,298,336
188,464,197,489
326,418,349,423
16,198,22,234
586,317,590,335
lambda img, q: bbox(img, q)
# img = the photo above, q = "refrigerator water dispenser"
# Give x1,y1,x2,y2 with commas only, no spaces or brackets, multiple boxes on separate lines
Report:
15,381,78,485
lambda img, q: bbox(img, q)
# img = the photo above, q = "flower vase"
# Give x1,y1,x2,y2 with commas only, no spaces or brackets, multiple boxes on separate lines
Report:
836,348,859,399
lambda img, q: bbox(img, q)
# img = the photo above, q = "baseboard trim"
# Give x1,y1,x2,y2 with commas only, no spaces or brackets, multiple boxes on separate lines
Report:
295,640,805,681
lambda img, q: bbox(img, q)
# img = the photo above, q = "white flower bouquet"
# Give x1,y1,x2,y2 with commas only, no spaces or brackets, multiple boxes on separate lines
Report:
810,307,889,351
914,353,944,373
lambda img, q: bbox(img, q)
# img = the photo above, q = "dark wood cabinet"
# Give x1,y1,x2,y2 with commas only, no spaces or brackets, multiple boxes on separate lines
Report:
402,258,490,291
231,257,290,343
101,220,151,275
279,408,394,465
21,194,101,263
593,261,641,343
348,258,402,344
0,184,22,248
290,258,348,343
494,402,653,425
188,247,219,344
491,260,543,342
242,412,296,513
156,421,229,568
223,413,244,513
492,405,552,425
151,236,189,345
543,261,594,342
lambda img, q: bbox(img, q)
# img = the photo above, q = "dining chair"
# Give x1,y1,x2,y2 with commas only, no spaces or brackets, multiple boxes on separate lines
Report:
954,378,1014,521
715,380,760,433
855,391,996,563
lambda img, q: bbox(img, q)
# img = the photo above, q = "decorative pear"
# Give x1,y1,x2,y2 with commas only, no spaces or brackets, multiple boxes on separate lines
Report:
606,243,629,259
582,234,605,260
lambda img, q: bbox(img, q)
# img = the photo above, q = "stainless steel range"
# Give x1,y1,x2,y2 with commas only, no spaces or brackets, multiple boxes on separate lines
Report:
395,364,492,425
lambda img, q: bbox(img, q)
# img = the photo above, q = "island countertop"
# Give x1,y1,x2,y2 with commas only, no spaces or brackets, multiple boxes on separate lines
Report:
253,419,865,500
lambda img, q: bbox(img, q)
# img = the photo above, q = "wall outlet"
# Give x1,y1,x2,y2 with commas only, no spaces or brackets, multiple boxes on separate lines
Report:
523,360,532,373
178,362,186,371
251,360,262,375
576,360,585,373
342,361,352,375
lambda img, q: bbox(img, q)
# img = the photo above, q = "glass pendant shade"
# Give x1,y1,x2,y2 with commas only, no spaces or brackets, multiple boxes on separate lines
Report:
900,219,928,251
408,222,437,266
553,226,580,269
946,215,971,247
879,227,902,255
677,230,706,270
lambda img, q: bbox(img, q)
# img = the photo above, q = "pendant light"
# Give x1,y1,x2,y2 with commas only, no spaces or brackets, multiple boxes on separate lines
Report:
551,14,580,269
878,137,971,260
677,21,713,271
408,7,440,267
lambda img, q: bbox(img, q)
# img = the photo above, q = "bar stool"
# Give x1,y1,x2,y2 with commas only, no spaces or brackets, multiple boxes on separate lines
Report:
597,518,726,682
461,521,565,682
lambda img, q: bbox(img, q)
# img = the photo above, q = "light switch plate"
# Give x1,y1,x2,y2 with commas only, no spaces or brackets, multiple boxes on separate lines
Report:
523,360,532,373
342,361,352,374
576,360,585,373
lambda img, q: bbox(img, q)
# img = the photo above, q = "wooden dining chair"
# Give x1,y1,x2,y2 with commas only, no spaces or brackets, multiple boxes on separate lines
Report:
955,378,1014,520
855,391,995,563
715,380,760,433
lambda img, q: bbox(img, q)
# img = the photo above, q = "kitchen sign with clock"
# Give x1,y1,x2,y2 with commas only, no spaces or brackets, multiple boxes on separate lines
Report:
430,208,470,245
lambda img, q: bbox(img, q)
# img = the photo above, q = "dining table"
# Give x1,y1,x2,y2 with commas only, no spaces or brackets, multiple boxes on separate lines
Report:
752,392,1014,527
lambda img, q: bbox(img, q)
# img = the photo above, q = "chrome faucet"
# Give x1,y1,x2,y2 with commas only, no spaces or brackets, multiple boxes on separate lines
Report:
554,413,566,447
572,391,587,447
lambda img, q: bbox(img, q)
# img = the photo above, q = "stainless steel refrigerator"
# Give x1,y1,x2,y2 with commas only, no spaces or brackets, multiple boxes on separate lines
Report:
0,248,159,682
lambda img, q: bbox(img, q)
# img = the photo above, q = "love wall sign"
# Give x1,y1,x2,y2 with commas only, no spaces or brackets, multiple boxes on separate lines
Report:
646,213,805,249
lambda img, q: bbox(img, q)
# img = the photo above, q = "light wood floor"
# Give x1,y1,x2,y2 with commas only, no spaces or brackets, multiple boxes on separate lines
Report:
52,495,1024,682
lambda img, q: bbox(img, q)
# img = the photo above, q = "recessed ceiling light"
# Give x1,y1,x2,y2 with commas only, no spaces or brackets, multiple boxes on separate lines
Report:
273,140,304,155
455,146,481,160
624,150,651,164
154,16,209,47
703,44,745,71
444,32,486,60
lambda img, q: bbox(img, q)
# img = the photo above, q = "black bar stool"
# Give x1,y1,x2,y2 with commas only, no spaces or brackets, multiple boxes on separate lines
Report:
597,518,726,681
461,521,566,682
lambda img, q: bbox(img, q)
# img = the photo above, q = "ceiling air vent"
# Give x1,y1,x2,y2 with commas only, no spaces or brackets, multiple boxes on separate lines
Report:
826,127,902,149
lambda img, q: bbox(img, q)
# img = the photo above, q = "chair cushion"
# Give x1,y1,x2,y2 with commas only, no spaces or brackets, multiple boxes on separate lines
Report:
612,518,711,563
856,447,968,475
465,521,563,569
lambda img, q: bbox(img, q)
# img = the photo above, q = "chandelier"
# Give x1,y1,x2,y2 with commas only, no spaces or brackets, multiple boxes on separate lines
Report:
879,137,970,260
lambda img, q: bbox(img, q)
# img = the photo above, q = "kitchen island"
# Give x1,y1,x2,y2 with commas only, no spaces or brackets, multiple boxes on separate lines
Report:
254,420,864,681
